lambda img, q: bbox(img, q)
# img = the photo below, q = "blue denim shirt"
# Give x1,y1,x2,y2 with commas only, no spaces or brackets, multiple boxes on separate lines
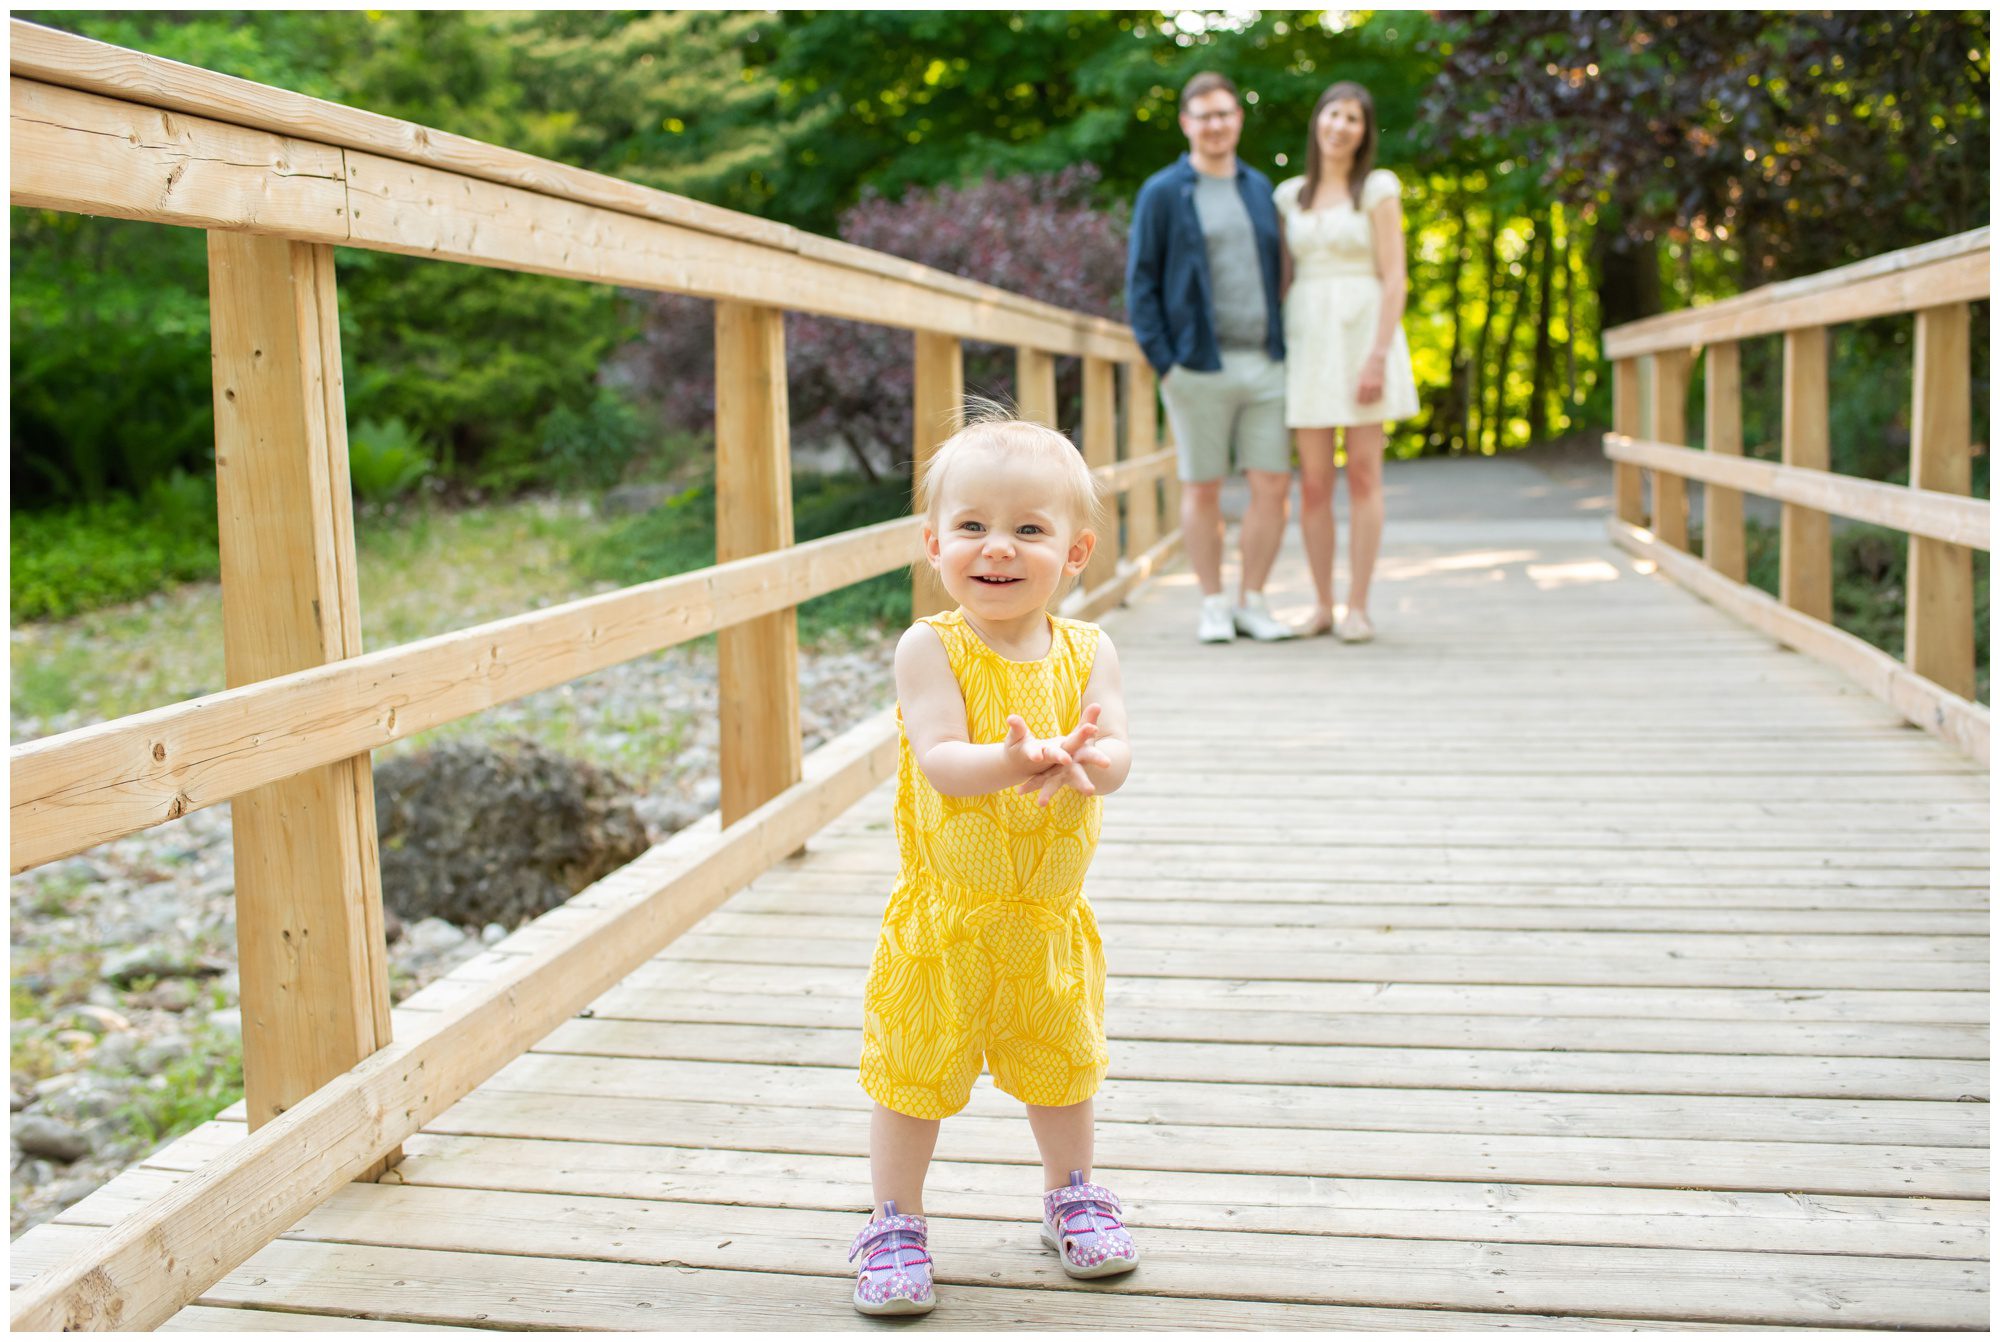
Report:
1125,154,1286,376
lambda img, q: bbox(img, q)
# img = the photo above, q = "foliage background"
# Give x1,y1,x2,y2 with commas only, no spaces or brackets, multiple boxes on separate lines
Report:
10,9,1991,580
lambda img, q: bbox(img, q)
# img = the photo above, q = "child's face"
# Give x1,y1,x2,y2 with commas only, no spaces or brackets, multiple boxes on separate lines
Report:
923,450,1094,624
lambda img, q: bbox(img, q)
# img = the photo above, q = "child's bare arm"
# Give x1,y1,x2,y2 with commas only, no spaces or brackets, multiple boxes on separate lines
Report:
897,624,1070,797
1078,634,1132,796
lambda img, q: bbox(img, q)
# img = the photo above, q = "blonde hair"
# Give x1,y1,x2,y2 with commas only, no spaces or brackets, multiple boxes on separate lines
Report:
915,397,1104,533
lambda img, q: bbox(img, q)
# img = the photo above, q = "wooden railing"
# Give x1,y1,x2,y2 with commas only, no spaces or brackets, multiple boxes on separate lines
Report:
6,22,1182,1330
1600,229,1990,765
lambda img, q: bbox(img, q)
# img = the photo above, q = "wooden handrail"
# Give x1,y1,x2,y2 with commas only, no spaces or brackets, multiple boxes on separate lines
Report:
11,517,917,873
1600,231,1988,761
9,449,1180,873
1602,230,1990,360
8,20,1132,356
1604,436,1991,550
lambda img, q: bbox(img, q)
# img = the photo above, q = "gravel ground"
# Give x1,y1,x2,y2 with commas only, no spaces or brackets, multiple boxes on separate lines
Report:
9,495,899,1237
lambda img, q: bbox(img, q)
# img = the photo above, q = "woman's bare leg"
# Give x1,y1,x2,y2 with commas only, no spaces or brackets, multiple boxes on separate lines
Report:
1294,427,1338,630
1344,423,1387,617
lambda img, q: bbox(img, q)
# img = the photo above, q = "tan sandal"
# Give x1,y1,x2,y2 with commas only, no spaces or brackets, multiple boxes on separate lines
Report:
1335,610,1375,644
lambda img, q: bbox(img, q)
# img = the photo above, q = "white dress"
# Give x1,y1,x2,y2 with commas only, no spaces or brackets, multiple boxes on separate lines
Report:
1275,169,1420,428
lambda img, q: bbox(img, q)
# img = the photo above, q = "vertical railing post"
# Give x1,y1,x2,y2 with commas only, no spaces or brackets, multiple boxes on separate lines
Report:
207,234,393,1168
1081,356,1118,594
1123,362,1159,558
1908,302,1975,699
1781,326,1833,621
1612,357,1643,525
1016,346,1057,427
714,301,802,825
1703,341,1746,581
1646,348,1691,550
913,331,964,618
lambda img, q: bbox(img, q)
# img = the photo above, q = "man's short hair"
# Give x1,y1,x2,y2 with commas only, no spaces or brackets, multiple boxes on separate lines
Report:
1180,71,1238,106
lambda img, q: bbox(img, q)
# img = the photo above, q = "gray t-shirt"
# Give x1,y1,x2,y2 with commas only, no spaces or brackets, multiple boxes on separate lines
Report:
1192,171,1269,351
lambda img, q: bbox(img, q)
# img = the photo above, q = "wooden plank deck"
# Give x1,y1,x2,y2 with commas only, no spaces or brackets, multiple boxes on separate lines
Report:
13,500,1989,1330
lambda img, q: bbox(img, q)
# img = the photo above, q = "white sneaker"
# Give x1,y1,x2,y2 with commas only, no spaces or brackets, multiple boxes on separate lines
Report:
1232,592,1295,642
1197,594,1235,643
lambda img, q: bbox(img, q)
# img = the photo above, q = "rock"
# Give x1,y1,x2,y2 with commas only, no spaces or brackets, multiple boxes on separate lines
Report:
480,922,507,946
375,740,650,929
65,1006,131,1034
384,909,405,944
46,1175,101,1212
599,483,674,517
91,1033,140,1073
128,978,197,1013
9,1091,28,1113
13,1115,90,1163
405,918,468,955
85,984,121,1009
53,1030,96,1050
134,1036,190,1073
206,1008,241,1041
33,1074,79,1100
99,946,204,987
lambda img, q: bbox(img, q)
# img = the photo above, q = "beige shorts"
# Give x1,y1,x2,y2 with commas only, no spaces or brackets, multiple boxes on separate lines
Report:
1158,348,1291,483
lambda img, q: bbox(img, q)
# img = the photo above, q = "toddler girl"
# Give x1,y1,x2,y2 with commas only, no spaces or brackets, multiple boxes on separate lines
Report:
848,411,1140,1315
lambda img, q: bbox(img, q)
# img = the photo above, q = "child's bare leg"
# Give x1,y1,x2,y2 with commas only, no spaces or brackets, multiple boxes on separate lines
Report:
870,1103,941,1215
1026,1097,1094,1190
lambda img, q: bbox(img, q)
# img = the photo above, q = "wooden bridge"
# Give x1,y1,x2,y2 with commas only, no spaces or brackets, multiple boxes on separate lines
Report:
9,24,1991,1333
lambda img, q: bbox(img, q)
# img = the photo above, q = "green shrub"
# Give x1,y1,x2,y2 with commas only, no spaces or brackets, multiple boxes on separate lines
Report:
573,470,913,638
531,388,651,492
11,472,221,621
348,417,436,503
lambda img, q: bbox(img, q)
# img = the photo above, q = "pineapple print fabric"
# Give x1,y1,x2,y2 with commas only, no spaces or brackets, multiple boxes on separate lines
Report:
859,609,1110,1119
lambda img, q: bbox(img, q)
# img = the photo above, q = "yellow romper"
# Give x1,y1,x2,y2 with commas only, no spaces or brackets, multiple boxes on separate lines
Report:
858,609,1109,1120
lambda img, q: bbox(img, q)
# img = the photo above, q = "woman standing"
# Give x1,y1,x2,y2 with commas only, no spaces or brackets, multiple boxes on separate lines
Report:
1275,82,1419,641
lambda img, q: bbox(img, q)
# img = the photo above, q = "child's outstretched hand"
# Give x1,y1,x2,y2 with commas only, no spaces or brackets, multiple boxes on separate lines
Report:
1013,704,1110,807
1001,714,1073,783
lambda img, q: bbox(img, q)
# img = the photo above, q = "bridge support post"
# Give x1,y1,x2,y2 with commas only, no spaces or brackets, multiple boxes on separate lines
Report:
1124,362,1159,558
1646,349,1692,550
1081,356,1119,593
912,332,964,618
1612,358,1643,524
1016,346,1057,427
1702,342,1746,581
714,301,802,825
207,233,394,1169
1780,326,1833,621
1907,302,1975,700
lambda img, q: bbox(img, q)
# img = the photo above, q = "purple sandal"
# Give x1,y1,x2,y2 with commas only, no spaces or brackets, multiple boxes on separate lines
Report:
849,1201,935,1315
1041,1170,1140,1278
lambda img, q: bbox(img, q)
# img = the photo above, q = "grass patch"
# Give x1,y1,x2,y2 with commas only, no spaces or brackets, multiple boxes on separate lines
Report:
114,1021,243,1146
573,471,915,639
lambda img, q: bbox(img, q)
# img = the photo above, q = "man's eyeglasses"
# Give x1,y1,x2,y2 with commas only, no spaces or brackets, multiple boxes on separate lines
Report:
1184,109,1240,125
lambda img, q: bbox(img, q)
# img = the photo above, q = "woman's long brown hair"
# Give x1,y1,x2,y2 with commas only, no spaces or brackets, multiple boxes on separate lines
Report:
1300,81,1377,210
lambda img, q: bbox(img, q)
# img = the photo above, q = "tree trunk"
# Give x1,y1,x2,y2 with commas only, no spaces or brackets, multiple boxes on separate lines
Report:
1465,210,1504,453
1562,209,1578,417
1528,210,1558,444
1592,219,1662,330
1434,194,1471,453
1483,223,1534,452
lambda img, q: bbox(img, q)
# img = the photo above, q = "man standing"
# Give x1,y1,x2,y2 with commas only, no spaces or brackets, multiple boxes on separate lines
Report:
1126,71,1293,643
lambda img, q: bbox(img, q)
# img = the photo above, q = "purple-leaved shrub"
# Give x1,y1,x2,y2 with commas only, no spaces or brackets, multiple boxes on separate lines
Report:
622,165,1127,476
